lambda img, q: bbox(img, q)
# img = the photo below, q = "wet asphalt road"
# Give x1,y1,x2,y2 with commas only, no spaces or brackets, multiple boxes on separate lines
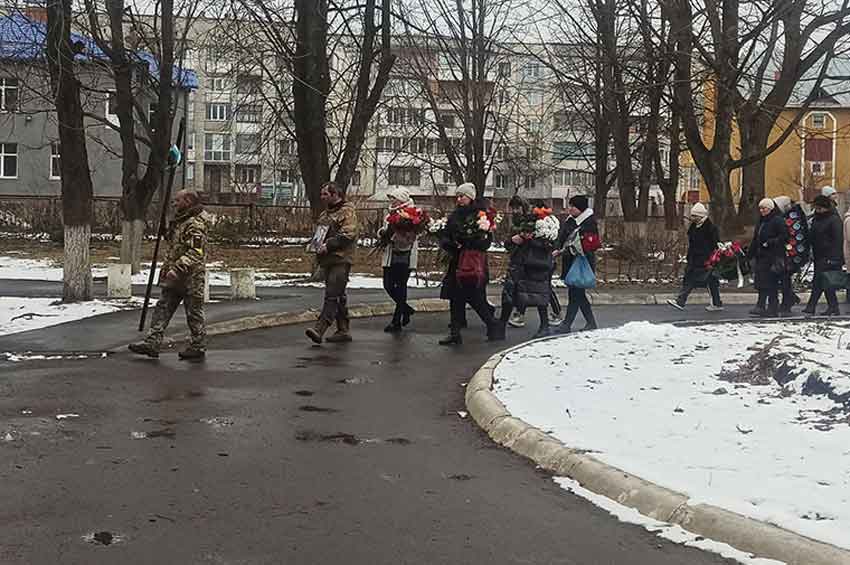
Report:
0,308,744,565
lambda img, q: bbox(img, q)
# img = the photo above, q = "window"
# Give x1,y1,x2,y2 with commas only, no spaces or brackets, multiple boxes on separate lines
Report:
526,119,540,133
377,136,404,152
498,62,511,78
50,143,60,179
438,112,456,129
351,170,361,186
812,113,827,129
495,145,509,160
208,75,228,91
442,170,452,185
279,139,296,155
186,163,194,182
106,91,118,117
525,146,539,160
0,78,19,111
206,102,231,121
523,175,536,189
236,74,262,95
206,46,229,71
485,139,493,156
236,104,262,123
235,133,259,154
236,164,261,184
0,143,17,178
204,133,231,161
553,141,590,160
524,63,543,78
278,168,298,184
526,91,543,106
495,173,510,189
386,107,423,125
388,166,421,186
811,161,826,176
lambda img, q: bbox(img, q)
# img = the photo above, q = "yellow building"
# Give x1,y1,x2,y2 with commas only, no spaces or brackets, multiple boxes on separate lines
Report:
686,85,850,206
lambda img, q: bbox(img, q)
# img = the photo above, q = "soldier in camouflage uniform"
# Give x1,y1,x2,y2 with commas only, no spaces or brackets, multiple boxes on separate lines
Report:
129,189,209,359
306,181,359,344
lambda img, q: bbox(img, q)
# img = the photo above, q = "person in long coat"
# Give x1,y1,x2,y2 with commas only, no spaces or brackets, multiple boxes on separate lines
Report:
748,198,787,317
438,182,499,345
553,195,599,333
803,195,844,316
667,202,723,311
495,196,556,339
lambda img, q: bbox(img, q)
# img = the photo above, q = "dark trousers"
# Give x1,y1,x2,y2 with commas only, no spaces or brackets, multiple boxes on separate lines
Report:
756,289,779,315
145,287,206,350
382,265,411,323
676,275,722,307
562,287,596,331
450,287,495,334
320,263,351,327
781,272,799,311
807,267,839,312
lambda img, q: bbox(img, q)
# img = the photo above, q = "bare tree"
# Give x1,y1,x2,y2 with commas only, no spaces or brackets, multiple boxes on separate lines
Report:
46,0,95,301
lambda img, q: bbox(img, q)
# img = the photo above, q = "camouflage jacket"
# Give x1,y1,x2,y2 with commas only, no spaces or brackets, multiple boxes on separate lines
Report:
160,205,209,296
317,200,358,266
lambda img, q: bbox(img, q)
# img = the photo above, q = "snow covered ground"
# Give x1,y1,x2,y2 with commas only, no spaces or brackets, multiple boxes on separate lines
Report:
494,320,850,551
0,297,140,336
0,255,441,289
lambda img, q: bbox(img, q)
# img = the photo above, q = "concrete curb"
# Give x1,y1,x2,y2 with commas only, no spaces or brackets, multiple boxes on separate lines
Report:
465,337,850,565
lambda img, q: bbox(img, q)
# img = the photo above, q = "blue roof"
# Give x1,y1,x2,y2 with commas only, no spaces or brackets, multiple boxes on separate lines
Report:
0,13,197,89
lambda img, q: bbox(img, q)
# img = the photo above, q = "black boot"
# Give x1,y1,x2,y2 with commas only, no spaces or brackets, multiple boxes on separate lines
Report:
488,321,507,341
128,342,159,358
439,332,463,346
401,305,415,326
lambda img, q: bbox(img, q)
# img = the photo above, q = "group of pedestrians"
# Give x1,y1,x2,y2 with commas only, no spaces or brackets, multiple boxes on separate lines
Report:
668,186,848,318
127,179,850,360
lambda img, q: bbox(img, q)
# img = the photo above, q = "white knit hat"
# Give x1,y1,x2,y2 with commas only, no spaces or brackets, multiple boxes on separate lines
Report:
822,185,837,197
455,182,476,200
758,198,775,210
773,196,792,214
690,202,708,218
387,187,412,205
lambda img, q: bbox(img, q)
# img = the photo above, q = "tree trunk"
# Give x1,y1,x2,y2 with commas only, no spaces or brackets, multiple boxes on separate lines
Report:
47,0,94,302
736,119,771,223
120,219,145,273
63,224,93,302
703,161,739,237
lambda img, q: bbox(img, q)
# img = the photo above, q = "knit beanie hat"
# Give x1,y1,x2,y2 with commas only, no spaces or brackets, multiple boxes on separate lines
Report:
569,194,589,211
387,187,412,205
822,185,837,198
690,202,708,218
773,196,792,214
456,182,476,200
758,198,775,211
813,194,833,209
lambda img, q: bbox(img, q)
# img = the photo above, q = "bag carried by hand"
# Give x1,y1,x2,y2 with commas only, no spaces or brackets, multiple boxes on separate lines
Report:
819,270,848,290
456,249,487,287
564,255,596,289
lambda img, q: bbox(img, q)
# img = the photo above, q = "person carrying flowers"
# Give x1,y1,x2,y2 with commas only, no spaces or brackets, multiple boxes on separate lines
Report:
667,202,723,312
377,187,428,333
494,196,559,339
438,182,502,346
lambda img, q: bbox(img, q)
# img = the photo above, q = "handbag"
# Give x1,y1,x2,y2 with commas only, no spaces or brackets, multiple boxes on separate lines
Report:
456,249,487,287
564,255,597,289
819,270,848,290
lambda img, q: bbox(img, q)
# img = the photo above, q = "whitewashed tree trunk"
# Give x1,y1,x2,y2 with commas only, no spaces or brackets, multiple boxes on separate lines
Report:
63,224,93,302
120,219,145,274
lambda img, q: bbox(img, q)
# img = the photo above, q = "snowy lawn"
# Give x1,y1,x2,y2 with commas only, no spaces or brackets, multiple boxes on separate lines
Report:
0,255,442,289
0,297,140,336
494,320,850,551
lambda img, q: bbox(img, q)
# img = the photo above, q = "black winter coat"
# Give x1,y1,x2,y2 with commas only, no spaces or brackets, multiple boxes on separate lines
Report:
440,200,492,299
809,209,844,272
749,210,787,290
502,236,554,307
557,213,599,279
683,219,720,286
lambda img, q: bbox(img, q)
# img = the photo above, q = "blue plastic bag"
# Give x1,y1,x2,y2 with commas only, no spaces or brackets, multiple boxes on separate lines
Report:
564,255,596,289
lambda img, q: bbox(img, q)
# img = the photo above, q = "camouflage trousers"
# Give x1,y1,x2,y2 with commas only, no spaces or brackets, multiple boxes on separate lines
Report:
319,263,351,327
144,287,206,351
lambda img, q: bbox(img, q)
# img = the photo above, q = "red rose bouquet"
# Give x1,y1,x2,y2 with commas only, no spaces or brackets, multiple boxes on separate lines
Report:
386,205,430,236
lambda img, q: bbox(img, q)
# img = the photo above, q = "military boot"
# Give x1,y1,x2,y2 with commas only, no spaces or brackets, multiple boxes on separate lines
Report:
325,316,352,343
128,342,159,358
305,319,331,344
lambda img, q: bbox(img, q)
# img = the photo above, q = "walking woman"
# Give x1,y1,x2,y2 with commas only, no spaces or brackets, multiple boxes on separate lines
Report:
748,198,787,317
666,202,723,312
803,195,844,316
496,196,558,339
438,183,500,345
554,195,600,333
378,187,419,332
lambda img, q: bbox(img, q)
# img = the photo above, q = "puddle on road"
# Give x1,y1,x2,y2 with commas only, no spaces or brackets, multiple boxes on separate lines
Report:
296,355,345,367
294,390,314,397
447,473,475,481
83,531,125,546
295,430,412,446
337,377,374,385
298,405,339,413
146,390,205,403
131,429,176,440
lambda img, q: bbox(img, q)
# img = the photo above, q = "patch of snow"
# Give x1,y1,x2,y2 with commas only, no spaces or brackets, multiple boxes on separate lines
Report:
494,321,850,550
555,477,785,565
0,297,140,336
55,413,80,420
